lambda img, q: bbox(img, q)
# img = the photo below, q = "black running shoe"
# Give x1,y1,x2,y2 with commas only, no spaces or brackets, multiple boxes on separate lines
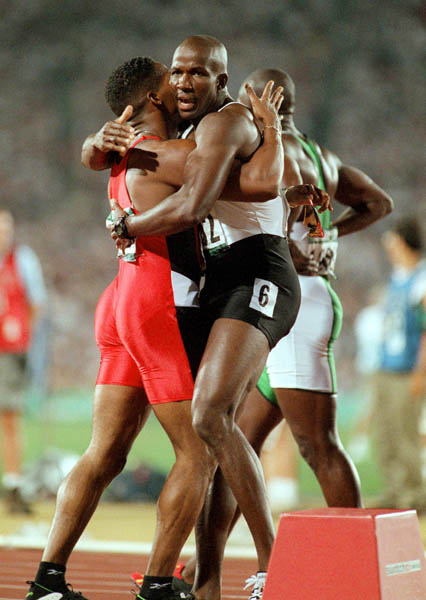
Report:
25,581,88,600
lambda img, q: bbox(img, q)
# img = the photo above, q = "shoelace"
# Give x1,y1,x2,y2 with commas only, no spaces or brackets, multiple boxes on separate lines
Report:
243,575,265,600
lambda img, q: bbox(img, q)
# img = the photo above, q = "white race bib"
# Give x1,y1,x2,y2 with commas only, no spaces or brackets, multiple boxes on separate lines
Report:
200,214,228,255
307,227,338,277
249,278,278,318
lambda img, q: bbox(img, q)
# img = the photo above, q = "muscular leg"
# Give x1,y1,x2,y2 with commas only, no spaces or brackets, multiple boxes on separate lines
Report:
43,385,150,564
145,400,215,576
187,388,282,595
276,388,362,507
191,319,275,598
239,390,284,457
188,385,361,596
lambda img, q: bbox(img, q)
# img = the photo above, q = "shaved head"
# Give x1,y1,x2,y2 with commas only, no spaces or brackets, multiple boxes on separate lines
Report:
170,34,230,120
173,35,228,75
239,68,296,114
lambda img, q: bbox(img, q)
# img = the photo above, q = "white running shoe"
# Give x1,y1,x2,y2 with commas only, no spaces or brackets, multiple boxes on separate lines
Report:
244,571,267,600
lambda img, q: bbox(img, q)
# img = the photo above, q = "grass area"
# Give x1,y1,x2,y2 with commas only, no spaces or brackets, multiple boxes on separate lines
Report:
10,388,385,502
20,389,176,474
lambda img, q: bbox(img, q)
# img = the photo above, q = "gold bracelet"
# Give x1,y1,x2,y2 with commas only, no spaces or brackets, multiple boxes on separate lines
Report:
263,124,281,133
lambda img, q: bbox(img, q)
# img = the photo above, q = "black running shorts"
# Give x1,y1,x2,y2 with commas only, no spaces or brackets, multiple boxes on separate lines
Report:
200,234,301,349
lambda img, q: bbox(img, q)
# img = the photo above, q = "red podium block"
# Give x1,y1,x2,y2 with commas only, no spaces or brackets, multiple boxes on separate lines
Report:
263,508,426,600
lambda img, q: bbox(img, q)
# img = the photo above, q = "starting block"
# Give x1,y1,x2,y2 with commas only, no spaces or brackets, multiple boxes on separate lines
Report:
263,508,426,600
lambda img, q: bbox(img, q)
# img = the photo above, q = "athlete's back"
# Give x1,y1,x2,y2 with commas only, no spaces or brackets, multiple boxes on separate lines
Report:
282,132,340,199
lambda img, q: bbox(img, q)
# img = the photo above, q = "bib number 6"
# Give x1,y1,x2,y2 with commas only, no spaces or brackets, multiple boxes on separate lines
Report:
249,278,278,318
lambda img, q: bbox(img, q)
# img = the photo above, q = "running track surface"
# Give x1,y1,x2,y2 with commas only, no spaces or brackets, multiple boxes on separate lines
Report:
0,548,257,600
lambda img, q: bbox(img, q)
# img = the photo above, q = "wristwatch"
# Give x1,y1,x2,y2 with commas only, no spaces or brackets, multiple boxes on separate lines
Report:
112,214,131,239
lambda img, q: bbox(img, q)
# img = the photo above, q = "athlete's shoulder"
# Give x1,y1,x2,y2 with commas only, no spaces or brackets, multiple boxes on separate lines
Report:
316,143,341,169
134,137,193,151
281,133,310,164
202,101,254,128
129,138,194,167
281,132,304,150
220,101,253,117
285,132,341,168
126,138,195,190
196,104,257,152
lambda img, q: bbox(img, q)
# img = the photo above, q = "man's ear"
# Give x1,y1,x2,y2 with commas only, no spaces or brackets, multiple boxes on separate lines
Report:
217,73,228,91
147,90,163,107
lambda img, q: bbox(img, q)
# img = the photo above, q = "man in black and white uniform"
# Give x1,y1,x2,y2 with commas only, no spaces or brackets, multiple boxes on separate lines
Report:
181,107,300,350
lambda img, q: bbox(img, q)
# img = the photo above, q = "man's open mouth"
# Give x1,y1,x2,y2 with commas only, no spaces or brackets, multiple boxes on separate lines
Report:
177,96,196,112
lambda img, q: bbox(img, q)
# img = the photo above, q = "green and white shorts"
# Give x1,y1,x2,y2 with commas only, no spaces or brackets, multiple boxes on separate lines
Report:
258,275,342,403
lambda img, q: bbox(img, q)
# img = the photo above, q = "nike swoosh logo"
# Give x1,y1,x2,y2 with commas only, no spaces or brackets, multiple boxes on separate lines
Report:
38,593,63,600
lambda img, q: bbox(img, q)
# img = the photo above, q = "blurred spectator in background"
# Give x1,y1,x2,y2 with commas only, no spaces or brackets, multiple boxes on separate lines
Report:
372,218,426,511
260,421,299,512
0,209,47,513
349,285,385,462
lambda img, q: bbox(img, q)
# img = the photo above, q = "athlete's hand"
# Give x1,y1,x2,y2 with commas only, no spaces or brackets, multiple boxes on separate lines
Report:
288,239,319,275
107,198,127,227
285,184,332,213
303,206,325,238
93,105,135,157
108,199,134,252
245,81,284,132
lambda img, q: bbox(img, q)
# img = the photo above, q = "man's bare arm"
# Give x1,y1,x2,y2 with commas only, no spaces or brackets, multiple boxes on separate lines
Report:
234,82,284,200
124,108,260,237
222,127,282,201
332,164,393,236
124,84,285,214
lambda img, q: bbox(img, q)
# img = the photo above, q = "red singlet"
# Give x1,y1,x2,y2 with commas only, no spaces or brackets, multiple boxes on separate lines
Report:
95,136,197,404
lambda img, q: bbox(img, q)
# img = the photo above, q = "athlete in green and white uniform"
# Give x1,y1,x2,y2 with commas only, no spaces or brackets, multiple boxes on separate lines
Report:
235,69,392,511
258,133,343,397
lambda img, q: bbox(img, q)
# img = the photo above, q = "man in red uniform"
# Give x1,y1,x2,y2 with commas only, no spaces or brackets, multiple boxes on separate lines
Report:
0,209,46,513
26,55,292,600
